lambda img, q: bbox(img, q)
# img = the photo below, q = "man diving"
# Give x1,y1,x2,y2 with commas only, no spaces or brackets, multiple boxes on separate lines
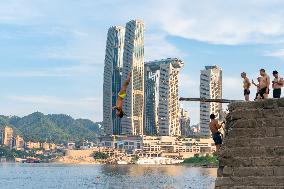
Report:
113,72,132,118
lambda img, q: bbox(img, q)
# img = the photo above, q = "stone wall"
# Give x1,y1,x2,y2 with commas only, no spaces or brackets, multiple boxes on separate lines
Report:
215,99,284,188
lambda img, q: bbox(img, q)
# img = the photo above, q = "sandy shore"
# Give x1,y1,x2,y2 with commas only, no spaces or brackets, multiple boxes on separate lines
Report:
53,156,102,164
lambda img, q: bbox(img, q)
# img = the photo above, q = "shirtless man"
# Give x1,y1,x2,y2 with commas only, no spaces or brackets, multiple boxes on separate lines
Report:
209,114,224,152
241,72,251,101
259,69,270,99
113,72,132,118
252,77,262,100
272,71,283,98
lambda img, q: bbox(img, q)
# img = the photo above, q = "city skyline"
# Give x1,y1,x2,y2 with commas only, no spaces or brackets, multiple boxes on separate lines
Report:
1,1,284,125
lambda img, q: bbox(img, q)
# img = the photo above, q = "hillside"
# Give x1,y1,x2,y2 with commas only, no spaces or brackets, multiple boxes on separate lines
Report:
0,112,102,144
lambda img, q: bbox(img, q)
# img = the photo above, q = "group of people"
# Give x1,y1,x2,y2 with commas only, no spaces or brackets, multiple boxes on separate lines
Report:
242,69,284,101
210,69,284,152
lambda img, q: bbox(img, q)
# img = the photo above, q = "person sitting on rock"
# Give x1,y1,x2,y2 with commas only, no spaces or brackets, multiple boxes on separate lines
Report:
209,114,224,152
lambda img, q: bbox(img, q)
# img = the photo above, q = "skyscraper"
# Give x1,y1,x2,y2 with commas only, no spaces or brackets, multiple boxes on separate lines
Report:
103,26,125,136
180,108,191,137
144,62,160,135
121,20,145,136
158,59,184,136
200,65,222,136
1,126,13,148
144,58,184,136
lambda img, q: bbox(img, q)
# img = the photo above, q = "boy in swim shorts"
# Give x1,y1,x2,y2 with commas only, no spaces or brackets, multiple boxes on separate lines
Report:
209,114,224,152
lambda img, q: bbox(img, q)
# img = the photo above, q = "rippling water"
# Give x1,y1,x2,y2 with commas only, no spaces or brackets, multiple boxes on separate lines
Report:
0,163,216,189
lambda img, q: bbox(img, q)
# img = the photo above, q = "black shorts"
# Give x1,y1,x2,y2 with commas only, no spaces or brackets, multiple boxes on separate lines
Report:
273,88,281,98
212,132,222,145
259,87,268,99
244,89,250,95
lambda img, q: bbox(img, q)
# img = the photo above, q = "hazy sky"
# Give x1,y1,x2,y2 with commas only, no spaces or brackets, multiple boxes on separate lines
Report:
1,0,284,124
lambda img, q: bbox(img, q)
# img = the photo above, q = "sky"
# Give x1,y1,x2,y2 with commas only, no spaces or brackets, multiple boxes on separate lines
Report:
1,0,284,124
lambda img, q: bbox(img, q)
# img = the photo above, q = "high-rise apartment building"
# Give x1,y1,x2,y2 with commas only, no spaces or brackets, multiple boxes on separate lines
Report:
180,108,191,137
144,62,160,135
200,66,222,136
1,126,13,148
103,26,125,135
144,58,184,136
14,135,24,150
121,20,145,136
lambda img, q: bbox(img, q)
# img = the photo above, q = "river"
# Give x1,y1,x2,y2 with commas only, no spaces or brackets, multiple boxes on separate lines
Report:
0,163,216,189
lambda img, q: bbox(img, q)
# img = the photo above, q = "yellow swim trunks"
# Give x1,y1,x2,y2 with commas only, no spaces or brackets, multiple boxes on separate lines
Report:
118,92,126,99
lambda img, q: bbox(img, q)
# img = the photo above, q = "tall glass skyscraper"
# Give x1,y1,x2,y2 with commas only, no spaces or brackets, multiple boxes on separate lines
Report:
103,26,125,135
121,20,145,136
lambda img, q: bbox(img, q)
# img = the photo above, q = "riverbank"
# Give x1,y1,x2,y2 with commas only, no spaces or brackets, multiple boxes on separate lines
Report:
53,156,102,164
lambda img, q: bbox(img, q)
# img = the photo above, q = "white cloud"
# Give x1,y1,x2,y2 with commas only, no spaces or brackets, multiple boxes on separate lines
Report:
0,0,42,24
145,33,185,61
265,49,284,58
150,0,284,45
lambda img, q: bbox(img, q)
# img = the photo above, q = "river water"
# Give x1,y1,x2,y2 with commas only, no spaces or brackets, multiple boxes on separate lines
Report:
0,163,216,189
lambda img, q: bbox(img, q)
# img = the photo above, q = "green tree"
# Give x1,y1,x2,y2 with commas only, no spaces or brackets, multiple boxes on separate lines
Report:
93,152,109,159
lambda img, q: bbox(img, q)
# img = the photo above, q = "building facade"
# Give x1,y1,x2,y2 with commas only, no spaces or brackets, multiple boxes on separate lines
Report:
103,26,125,135
200,66,222,136
1,126,13,148
14,135,24,150
99,135,216,159
144,62,160,135
158,59,184,136
121,20,145,135
144,58,184,136
180,108,191,137
25,141,41,149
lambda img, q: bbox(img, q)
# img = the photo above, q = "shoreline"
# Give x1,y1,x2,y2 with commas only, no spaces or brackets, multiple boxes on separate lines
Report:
1,161,218,168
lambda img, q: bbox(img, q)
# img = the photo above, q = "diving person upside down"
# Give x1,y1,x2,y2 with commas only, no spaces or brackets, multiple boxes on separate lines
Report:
113,72,132,118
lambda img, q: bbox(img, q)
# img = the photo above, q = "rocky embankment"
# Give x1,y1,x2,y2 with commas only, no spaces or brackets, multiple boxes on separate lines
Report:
215,99,284,188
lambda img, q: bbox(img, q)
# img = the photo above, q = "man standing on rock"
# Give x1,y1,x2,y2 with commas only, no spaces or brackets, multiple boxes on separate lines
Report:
209,114,224,152
272,70,283,98
241,72,251,101
259,69,270,99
